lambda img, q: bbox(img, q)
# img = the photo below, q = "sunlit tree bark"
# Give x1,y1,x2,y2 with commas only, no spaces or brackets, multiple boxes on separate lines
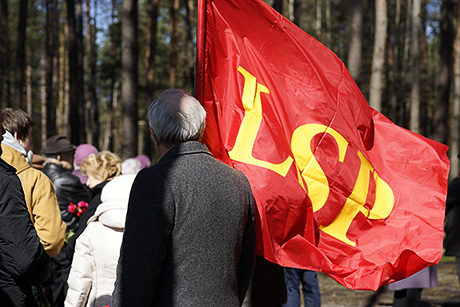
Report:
369,0,387,112
347,0,363,86
316,0,322,40
25,48,32,115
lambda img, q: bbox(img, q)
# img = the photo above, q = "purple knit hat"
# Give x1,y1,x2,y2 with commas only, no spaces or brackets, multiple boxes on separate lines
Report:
74,144,98,166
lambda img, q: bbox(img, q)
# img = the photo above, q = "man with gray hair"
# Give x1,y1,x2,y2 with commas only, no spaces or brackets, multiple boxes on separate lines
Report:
112,89,256,306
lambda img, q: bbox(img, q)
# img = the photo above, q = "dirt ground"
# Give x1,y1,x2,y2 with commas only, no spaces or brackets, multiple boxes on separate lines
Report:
316,257,460,307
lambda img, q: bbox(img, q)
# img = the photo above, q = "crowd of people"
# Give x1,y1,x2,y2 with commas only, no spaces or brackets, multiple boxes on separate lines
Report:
0,107,152,306
1,88,459,307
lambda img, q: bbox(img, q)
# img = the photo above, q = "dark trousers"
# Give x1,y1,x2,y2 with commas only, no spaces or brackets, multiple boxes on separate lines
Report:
393,288,422,307
282,268,321,307
47,250,71,307
456,256,460,286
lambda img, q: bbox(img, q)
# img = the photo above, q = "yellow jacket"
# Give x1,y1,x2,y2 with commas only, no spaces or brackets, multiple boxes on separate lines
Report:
1,144,66,257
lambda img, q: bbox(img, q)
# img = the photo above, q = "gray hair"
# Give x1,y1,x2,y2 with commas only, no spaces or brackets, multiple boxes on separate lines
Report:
147,89,206,147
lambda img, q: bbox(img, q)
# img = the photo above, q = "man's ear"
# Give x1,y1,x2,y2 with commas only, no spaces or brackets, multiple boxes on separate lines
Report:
56,154,62,161
13,131,20,142
150,128,159,147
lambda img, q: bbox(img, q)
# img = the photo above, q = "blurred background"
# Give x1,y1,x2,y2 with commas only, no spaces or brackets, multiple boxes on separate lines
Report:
0,0,457,176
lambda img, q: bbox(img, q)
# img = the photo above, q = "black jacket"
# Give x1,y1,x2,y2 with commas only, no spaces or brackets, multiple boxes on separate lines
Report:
66,181,109,261
445,175,460,256
43,163,90,232
0,158,51,306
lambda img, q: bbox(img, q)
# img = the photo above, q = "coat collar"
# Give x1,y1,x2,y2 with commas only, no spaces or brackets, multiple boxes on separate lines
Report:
2,131,27,156
158,141,212,163
0,144,30,174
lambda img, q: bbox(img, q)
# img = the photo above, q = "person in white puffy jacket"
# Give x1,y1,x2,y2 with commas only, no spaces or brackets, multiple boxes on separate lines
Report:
64,174,136,307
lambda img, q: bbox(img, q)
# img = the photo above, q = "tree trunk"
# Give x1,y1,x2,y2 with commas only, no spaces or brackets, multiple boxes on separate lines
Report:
41,44,47,142
420,0,431,137
451,2,460,179
169,0,179,88
272,0,283,14
316,0,322,40
26,47,32,115
13,0,28,109
76,0,85,143
45,0,57,137
121,0,139,159
347,0,363,86
325,0,331,47
67,0,81,142
51,0,60,136
183,0,194,91
145,0,159,105
85,0,99,146
61,12,71,137
433,0,455,145
292,0,300,26
409,0,421,134
369,0,387,112
396,0,412,128
106,0,119,152
0,0,9,107
388,0,401,125
287,0,293,21
144,0,158,158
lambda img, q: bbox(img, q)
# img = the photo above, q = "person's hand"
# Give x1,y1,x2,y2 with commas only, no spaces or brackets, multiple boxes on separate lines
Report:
57,160,74,171
43,158,74,171
31,154,46,170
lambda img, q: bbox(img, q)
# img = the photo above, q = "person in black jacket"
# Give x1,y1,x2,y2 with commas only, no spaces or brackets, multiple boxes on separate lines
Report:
42,135,90,233
0,112,51,307
445,172,460,285
41,135,90,307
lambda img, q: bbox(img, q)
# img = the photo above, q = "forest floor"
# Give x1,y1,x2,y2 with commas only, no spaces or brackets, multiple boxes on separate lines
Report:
316,257,460,307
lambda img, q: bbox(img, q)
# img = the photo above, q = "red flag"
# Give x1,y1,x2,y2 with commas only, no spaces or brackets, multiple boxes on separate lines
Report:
195,0,449,290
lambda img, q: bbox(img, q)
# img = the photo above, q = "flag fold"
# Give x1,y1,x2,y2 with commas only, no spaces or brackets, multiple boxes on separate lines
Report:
195,0,450,290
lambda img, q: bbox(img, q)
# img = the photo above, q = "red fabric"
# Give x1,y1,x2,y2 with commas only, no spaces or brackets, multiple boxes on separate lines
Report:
195,0,450,290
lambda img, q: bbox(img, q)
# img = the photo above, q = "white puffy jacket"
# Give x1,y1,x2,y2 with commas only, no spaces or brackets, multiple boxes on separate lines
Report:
65,174,136,307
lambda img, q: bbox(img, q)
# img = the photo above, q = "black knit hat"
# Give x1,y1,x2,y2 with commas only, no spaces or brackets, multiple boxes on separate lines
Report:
42,135,76,155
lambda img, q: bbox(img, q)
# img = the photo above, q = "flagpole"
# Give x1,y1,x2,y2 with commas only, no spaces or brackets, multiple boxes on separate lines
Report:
194,0,207,102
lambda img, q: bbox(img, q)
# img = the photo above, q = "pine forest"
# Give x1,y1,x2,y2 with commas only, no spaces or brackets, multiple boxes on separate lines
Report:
0,0,458,178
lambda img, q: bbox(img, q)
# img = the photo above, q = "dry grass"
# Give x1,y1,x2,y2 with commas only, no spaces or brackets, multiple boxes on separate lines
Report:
315,257,460,307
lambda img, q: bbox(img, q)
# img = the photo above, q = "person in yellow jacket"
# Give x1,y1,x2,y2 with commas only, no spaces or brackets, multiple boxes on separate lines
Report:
1,108,66,257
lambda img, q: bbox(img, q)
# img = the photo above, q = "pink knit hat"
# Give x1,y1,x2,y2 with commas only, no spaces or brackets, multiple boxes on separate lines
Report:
135,155,151,168
74,144,98,166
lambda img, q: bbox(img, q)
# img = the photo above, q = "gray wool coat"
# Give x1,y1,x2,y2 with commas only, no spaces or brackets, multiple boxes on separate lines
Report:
112,141,256,307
